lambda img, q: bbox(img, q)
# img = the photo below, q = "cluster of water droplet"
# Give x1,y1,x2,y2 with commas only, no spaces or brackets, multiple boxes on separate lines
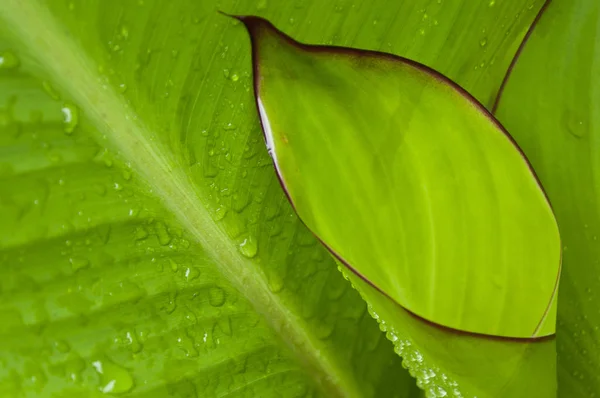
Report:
335,265,468,398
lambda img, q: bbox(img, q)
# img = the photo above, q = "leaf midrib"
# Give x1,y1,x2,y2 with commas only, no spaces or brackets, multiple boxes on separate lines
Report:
0,1,360,396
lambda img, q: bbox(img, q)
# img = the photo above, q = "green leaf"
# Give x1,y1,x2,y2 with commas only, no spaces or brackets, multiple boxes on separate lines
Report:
240,15,560,338
0,0,555,397
0,2,415,397
494,0,600,396
237,14,560,397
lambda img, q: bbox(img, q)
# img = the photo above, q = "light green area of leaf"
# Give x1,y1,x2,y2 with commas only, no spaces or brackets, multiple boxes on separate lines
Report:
245,17,560,338
495,0,600,396
0,0,550,397
351,275,557,398
242,15,559,398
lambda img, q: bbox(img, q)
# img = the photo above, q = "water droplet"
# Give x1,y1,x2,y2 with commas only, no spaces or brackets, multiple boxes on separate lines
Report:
118,83,127,93
61,102,79,134
479,37,487,47
223,68,230,79
566,116,586,138
223,122,236,130
160,291,177,314
120,25,129,39
419,28,426,35
154,221,171,245
268,273,284,293
314,320,335,339
124,330,143,353
63,354,85,382
0,50,20,69
169,259,179,273
184,266,201,281
489,0,496,6
215,205,228,221
92,359,134,394
230,73,239,82
238,235,258,258
429,386,448,397
69,256,90,271
208,286,226,307
42,80,61,100
257,0,268,9
133,225,149,241
176,332,198,357
53,340,70,353
23,361,48,391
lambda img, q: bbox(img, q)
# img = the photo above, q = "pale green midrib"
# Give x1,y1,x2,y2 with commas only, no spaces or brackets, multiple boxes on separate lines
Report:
0,2,360,397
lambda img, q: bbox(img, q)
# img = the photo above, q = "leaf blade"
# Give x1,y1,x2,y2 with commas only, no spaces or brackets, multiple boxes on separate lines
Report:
244,16,560,338
494,0,600,395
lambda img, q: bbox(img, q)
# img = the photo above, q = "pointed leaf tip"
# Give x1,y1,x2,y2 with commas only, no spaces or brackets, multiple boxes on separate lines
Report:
223,13,280,41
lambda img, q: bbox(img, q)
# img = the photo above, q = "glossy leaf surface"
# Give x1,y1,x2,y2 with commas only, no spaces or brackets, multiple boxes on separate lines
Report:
243,16,560,338
0,0,552,397
240,15,560,398
495,0,600,396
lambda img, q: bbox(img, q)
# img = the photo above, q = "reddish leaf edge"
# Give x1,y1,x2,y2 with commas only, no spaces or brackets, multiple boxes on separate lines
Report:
491,0,553,114
224,12,560,342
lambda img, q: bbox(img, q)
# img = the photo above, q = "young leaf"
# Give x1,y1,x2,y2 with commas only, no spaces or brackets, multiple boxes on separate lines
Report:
238,15,561,396
240,16,560,338
495,0,600,395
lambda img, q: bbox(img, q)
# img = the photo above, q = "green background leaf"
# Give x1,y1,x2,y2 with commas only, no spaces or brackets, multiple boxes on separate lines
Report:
495,0,600,396
0,0,554,396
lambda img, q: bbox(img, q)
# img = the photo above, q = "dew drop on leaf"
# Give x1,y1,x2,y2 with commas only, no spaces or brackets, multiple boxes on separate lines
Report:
0,50,20,69
238,235,257,258
169,258,179,273
208,286,226,307
479,37,487,47
120,25,129,39
184,266,200,282
42,80,61,100
63,353,85,382
314,319,335,340
214,205,228,221
154,221,171,245
53,340,70,353
92,358,134,394
223,122,236,130
69,256,89,271
428,386,448,397
133,225,149,241
23,361,47,391
267,272,284,293
176,332,198,357
123,330,143,353
566,115,586,138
